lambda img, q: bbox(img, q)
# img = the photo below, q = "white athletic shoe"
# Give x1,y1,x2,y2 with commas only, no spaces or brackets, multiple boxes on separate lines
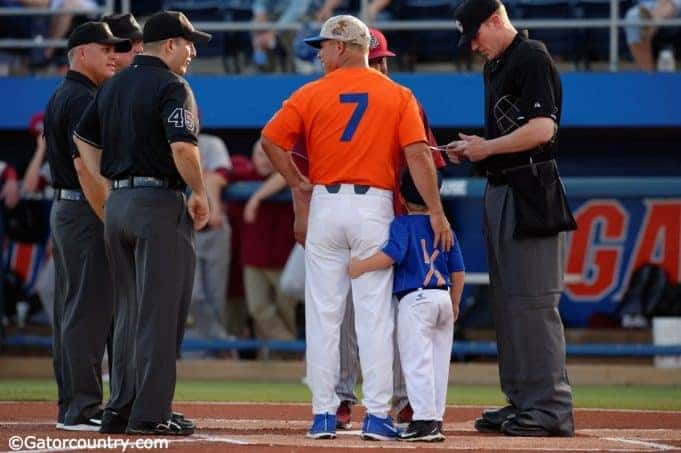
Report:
62,412,102,431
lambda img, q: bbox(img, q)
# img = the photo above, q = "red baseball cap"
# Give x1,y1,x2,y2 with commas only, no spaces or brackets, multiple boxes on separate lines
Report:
368,28,396,60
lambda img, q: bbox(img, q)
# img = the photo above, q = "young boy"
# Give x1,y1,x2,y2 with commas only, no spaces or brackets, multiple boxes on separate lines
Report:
349,171,465,442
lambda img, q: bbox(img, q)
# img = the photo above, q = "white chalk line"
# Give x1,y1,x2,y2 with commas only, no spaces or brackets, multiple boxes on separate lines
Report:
603,437,679,451
1,401,680,414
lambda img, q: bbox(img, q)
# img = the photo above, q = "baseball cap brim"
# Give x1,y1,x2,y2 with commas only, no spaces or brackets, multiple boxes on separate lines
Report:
184,29,212,44
99,37,132,53
369,49,396,59
121,30,143,42
458,30,477,48
303,36,328,49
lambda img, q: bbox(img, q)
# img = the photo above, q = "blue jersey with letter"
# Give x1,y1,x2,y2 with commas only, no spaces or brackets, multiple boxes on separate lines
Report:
382,214,465,295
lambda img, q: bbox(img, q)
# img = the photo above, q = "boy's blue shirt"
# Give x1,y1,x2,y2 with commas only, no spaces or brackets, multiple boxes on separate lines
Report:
382,214,465,295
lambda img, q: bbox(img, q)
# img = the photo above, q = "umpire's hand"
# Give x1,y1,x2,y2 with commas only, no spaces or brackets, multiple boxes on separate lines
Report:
188,192,210,230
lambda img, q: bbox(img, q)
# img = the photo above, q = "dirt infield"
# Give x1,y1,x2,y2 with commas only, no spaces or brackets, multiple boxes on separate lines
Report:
1,402,680,452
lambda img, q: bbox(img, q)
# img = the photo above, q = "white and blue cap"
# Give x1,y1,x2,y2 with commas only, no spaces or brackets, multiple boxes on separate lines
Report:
303,15,371,49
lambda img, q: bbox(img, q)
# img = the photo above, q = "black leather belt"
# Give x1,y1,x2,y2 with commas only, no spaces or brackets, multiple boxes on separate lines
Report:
325,184,370,194
487,158,556,186
112,176,184,191
396,286,449,302
55,189,85,201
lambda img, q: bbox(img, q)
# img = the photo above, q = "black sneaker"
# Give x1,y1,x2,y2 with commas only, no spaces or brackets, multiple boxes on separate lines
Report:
126,419,194,436
398,420,445,442
62,410,103,432
171,412,195,430
100,409,128,434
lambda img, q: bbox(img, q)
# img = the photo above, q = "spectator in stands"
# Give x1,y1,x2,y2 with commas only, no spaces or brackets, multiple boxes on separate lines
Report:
365,0,396,22
0,160,20,337
313,0,358,22
236,139,297,346
625,0,681,70
102,13,144,72
0,1,48,73
0,162,20,210
43,0,101,62
252,0,313,72
22,112,49,194
188,132,233,341
20,112,56,329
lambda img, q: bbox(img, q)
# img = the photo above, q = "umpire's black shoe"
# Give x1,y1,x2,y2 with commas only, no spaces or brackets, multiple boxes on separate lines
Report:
171,412,195,430
100,409,128,434
398,420,445,442
474,405,517,433
126,419,194,436
501,416,573,438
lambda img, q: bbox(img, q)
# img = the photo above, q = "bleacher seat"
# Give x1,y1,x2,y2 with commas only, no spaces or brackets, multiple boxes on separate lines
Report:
392,0,461,70
309,0,360,16
223,0,253,73
163,0,226,60
128,0,163,17
514,0,578,62
574,0,633,68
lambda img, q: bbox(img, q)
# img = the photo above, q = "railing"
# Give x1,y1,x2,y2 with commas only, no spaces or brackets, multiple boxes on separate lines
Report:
1,0,681,71
0,0,114,49
4,334,681,358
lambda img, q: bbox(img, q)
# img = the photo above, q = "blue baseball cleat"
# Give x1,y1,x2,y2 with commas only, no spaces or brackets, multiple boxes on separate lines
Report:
360,413,400,441
307,413,336,439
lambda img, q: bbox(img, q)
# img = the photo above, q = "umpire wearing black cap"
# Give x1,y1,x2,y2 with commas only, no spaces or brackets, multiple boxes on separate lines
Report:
102,13,144,72
73,10,210,436
447,0,575,438
44,21,130,431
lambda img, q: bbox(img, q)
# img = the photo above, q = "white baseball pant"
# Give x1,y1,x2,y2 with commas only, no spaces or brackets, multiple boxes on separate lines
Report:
397,288,453,421
305,184,394,416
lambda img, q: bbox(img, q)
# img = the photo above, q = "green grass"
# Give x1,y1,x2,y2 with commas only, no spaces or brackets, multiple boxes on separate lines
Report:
0,380,679,410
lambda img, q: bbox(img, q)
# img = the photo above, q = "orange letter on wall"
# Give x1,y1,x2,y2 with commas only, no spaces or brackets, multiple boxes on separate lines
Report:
627,200,681,284
566,201,627,300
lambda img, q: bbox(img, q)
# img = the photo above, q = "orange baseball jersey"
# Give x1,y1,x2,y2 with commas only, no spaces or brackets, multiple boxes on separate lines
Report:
262,67,427,190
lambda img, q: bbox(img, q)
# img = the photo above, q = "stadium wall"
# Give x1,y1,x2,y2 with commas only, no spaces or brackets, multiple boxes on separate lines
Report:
2,72,681,129
1,72,680,329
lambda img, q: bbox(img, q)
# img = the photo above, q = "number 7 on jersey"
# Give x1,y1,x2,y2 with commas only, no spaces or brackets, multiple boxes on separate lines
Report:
339,93,368,142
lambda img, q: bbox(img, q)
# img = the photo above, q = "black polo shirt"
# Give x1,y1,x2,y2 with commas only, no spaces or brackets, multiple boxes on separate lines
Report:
74,55,199,181
44,70,97,190
482,33,562,173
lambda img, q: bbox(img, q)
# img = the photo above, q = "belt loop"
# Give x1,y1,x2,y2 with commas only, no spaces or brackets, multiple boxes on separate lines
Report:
354,185,370,195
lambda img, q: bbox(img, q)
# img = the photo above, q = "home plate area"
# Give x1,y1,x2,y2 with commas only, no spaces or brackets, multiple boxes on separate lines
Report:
1,402,680,452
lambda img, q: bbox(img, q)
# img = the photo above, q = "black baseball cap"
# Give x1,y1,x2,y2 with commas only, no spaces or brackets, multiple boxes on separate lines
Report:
67,21,132,52
102,13,143,42
454,0,502,48
400,169,444,206
143,10,211,44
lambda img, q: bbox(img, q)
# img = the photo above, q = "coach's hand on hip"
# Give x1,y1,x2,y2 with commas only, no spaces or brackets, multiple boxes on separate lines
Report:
188,191,210,230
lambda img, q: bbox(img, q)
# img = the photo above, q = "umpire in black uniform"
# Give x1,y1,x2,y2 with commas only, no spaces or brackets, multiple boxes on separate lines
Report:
44,22,130,431
448,0,575,437
74,11,211,436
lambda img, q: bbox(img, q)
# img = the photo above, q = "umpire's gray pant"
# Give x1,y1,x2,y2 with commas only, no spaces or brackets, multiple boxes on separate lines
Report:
484,182,574,434
51,199,113,424
104,188,195,424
